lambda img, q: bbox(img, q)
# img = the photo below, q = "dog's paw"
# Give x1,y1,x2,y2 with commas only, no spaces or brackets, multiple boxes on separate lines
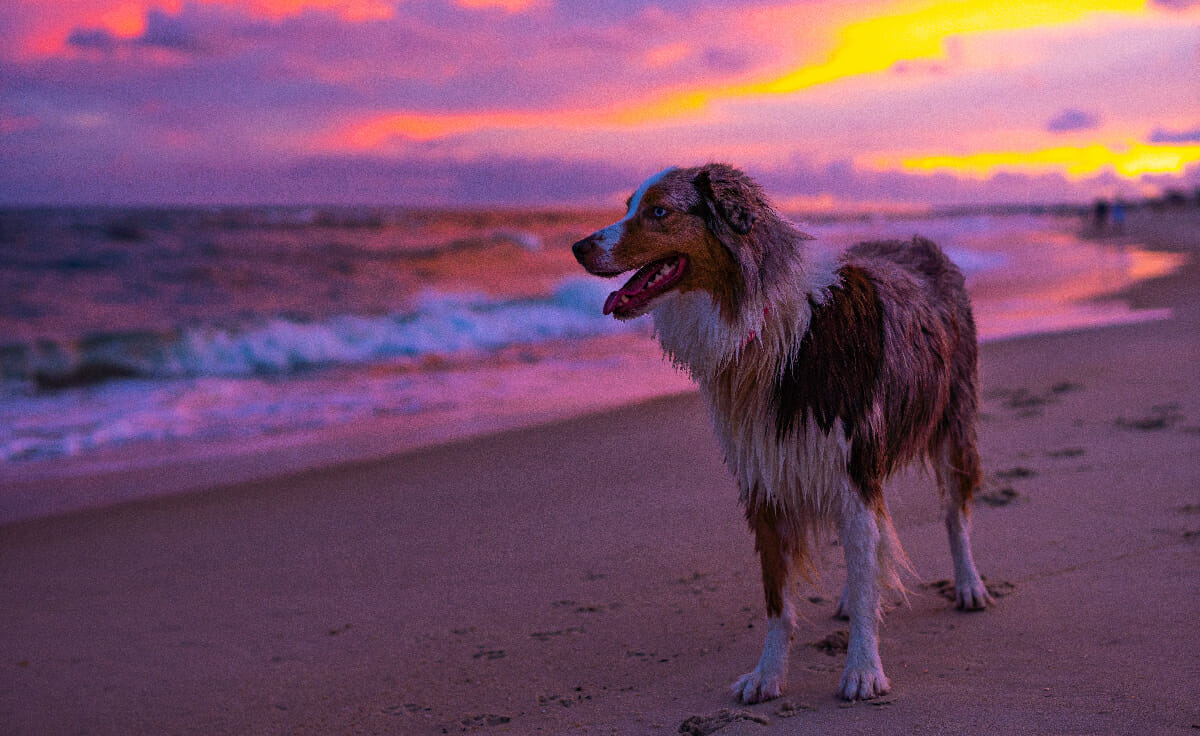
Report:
838,664,890,701
955,576,994,611
732,666,784,704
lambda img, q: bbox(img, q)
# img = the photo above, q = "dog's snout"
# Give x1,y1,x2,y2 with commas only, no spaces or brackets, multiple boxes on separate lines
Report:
571,235,599,265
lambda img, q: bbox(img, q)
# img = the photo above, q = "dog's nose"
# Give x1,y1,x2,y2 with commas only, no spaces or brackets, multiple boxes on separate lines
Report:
571,235,598,265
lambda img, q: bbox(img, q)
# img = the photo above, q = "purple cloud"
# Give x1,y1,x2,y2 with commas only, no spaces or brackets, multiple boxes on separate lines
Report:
1046,108,1101,133
66,28,119,52
1149,126,1200,144
138,9,207,52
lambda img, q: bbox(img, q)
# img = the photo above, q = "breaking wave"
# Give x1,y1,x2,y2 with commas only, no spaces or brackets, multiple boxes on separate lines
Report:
1,277,630,390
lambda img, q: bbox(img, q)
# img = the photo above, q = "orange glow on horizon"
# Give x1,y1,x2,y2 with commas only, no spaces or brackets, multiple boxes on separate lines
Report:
455,0,542,11
345,112,547,144
238,0,393,21
340,91,715,147
100,3,148,37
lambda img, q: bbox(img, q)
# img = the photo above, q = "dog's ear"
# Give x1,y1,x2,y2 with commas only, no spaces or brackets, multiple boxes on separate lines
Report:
693,165,758,236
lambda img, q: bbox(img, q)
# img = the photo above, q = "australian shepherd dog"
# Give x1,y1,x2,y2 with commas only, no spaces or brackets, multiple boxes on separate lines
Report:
572,164,991,703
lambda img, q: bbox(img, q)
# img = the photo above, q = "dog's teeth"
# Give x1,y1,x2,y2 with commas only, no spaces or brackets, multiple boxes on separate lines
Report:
647,262,671,288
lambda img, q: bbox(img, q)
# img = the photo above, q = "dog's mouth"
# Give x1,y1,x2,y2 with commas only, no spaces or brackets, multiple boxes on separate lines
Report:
602,254,687,319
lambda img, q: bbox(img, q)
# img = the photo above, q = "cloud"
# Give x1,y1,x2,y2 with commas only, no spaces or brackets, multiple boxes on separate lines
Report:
1149,126,1200,143
65,8,209,53
1046,108,1101,133
66,28,119,51
139,9,207,51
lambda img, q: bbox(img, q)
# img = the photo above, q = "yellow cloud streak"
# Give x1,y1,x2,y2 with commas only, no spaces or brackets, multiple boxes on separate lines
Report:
340,0,1147,147
737,0,1145,96
878,142,1200,179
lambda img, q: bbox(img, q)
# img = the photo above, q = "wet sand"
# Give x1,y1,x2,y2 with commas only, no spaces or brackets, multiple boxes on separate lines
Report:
1,209,1198,735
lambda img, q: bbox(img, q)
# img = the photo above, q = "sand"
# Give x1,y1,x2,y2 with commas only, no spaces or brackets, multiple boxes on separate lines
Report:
2,209,1198,735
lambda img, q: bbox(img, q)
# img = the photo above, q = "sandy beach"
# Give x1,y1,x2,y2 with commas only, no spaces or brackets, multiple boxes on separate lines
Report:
2,209,1198,735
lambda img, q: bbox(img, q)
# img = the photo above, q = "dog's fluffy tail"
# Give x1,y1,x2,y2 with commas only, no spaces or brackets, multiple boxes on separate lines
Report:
876,507,915,599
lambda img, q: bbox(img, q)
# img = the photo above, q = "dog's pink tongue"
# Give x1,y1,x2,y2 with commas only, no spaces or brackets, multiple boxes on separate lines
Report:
603,262,658,316
603,276,648,316
603,290,622,316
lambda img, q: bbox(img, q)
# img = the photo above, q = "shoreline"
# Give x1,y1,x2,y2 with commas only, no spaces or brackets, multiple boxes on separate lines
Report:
0,312,1178,527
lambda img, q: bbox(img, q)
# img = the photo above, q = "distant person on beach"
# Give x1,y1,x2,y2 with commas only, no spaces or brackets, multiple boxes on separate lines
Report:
1111,201,1126,232
1092,199,1110,231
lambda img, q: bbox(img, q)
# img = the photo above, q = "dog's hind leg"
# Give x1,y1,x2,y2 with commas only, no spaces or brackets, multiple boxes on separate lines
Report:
935,437,992,610
836,490,891,700
733,503,796,704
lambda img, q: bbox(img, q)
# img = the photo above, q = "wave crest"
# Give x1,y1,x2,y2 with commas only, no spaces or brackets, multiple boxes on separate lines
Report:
2,277,628,390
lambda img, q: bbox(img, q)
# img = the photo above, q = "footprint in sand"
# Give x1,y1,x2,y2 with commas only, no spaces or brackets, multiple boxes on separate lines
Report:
977,486,1020,506
382,703,431,717
679,709,769,735
995,467,1036,480
674,571,720,594
456,713,512,728
990,382,1083,417
975,467,1035,507
537,687,592,708
529,627,584,642
775,700,815,717
809,630,849,656
1046,447,1086,458
1116,403,1185,431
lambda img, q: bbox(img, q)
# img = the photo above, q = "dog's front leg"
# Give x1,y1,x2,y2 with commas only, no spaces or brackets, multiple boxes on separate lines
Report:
837,495,890,700
732,503,795,704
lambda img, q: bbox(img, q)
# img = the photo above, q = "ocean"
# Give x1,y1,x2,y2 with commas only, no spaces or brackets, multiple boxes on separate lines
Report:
0,206,1179,467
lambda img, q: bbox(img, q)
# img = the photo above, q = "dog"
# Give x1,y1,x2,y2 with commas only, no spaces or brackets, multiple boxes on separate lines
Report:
571,164,991,703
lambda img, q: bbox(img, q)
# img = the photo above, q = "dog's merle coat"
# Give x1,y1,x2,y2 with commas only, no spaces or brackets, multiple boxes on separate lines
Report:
572,164,988,703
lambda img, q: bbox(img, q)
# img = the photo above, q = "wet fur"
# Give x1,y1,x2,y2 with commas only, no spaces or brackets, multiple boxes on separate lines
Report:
572,164,988,703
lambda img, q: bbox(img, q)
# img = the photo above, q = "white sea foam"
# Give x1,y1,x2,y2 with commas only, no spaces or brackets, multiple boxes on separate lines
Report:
8,277,634,384
165,278,627,376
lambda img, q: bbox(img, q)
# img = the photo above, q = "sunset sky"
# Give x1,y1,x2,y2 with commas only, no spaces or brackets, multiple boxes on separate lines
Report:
2,0,1197,208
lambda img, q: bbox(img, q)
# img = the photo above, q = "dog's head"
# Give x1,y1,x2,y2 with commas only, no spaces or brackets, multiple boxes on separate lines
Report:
572,163,770,321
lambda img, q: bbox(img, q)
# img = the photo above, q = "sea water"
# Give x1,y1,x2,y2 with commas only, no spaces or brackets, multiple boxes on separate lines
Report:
0,206,1177,466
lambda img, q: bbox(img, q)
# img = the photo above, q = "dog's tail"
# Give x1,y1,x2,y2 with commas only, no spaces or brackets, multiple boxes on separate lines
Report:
876,506,915,600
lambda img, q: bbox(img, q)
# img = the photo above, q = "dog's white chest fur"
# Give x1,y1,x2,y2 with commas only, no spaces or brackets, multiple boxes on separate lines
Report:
653,290,850,516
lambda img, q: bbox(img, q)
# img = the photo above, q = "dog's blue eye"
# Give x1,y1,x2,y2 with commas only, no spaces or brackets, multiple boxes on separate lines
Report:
652,207,667,218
